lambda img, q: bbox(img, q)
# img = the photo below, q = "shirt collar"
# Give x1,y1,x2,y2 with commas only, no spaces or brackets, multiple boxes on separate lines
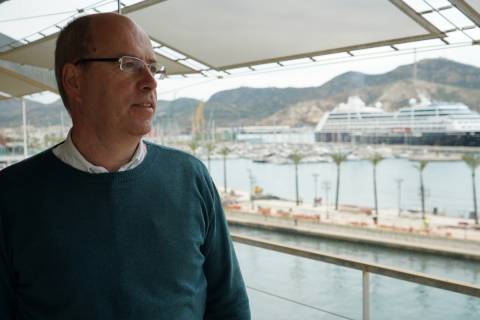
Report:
52,130,147,173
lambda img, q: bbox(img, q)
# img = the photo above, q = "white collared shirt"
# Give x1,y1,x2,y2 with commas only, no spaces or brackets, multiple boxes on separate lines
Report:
52,131,147,173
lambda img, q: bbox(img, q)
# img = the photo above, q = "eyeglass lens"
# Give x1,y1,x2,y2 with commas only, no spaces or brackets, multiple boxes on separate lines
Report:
120,57,166,77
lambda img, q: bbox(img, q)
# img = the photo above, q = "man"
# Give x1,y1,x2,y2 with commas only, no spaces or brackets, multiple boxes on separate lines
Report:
0,13,250,319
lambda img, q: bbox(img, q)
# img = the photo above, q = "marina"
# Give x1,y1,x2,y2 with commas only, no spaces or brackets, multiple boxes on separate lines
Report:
203,154,480,219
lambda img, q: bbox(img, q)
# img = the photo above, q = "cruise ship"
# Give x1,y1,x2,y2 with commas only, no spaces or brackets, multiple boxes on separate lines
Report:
314,96,480,146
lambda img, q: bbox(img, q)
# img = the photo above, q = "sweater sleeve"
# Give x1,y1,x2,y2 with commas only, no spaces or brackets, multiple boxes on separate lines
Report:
201,173,251,320
0,208,15,320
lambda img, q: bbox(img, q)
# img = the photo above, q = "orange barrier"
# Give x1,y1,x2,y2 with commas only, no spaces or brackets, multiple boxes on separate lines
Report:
276,209,291,218
292,213,321,221
339,205,372,215
350,221,369,227
225,204,242,211
258,207,271,216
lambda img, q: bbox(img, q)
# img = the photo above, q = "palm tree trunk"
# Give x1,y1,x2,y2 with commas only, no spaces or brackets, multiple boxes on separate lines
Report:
335,165,340,210
373,165,378,224
472,171,478,224
295,163,299,206
223,155,227,193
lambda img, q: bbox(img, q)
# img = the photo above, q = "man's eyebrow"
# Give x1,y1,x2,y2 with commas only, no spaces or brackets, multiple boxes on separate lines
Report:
117,53,157,63
116,52,133,58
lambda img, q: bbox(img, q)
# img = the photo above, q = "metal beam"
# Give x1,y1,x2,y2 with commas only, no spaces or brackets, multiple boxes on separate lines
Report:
450,0,480,27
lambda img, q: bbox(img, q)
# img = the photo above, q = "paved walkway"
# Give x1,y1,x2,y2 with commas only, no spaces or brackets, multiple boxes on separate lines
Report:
222,190,480,242
222,190,480,260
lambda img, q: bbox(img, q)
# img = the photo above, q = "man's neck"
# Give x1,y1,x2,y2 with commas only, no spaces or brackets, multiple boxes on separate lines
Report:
70,127,141,172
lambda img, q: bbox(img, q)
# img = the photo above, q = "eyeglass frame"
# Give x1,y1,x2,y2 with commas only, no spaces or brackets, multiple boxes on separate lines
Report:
74,55,167,79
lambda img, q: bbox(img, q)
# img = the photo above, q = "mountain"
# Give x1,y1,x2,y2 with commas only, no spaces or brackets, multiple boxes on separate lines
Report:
155,97,201,132
204,58,480,127
0,98,70,128
0,58,478,129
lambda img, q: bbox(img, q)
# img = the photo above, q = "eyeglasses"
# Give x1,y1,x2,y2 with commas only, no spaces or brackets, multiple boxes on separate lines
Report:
75,56,167,79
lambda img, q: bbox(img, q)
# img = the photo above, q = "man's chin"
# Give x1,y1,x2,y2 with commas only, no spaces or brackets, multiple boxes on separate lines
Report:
128,121,153,137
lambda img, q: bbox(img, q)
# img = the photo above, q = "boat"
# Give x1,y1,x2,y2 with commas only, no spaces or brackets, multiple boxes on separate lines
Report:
314,96,480,146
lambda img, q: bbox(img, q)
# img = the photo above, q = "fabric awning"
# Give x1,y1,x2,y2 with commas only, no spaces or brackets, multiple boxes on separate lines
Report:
0,0,446,76
452,0,480,27
0,59,57,99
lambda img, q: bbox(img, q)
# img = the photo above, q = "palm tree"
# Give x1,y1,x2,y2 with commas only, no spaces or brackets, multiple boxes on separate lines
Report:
368,152,384,224
330,152,347,210
462,153,480,224
205,143,215,172
189,140,199,156
413,160,429,220
288,152,303,206
219,147,231,193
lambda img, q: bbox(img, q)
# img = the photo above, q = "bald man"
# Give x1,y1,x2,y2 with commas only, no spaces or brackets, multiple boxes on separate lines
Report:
0,13,250,320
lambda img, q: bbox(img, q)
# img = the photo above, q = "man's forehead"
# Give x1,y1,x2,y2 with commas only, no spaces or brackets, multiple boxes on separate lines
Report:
88,14,153,56
90,14,144,40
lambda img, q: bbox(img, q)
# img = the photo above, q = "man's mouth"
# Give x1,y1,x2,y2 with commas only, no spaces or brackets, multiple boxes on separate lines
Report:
132,103,154,108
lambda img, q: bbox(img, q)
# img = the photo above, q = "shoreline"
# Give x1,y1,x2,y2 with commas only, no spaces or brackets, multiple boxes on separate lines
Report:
224,192,480,261
227,212,480,261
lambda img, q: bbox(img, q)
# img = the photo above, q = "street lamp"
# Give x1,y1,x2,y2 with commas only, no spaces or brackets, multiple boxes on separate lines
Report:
247,169,256,210
395,178,403,217
322,181,331,219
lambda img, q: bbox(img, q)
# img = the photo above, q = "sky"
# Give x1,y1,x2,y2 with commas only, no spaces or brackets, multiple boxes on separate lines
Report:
0,0,479,103
154,44,480,102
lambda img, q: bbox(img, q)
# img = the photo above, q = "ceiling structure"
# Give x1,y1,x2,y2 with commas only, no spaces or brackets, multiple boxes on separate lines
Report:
0,57,57,100
0,0,447,74
132,0,444,71
451,0,480,26
0,65,50,100
0,0,479,99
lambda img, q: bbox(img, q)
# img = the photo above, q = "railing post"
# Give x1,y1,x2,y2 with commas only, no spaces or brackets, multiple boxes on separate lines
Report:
363,270,370,320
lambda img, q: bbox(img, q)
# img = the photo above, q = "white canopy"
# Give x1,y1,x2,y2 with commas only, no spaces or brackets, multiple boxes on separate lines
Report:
129,0,443,70
2,0,480,98
0,59,57,100
0,0,444,75
0,33,195,75
452,0,480,26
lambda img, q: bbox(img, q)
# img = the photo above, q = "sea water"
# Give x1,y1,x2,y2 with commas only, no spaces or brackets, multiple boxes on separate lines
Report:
206,158,478,218
232,226,480,320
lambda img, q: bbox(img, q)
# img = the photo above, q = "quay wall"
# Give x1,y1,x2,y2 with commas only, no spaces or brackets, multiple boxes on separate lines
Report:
227,211,480,261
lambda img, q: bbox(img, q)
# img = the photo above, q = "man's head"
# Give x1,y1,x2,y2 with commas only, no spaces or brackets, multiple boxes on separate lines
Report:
55,13,158,141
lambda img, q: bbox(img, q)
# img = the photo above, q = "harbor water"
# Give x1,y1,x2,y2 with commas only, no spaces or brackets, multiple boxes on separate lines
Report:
231,225,480,319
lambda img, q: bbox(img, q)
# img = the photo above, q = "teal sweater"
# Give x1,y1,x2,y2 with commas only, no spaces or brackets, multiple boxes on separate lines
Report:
0,143,250,319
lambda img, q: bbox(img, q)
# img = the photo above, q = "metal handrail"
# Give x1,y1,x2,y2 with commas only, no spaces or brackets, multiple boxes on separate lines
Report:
231,233,480,320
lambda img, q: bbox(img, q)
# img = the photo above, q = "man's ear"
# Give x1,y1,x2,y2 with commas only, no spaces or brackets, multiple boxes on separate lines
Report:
62,63,82,105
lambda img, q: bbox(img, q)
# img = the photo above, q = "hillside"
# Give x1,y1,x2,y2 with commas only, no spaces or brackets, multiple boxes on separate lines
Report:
0,58,478,129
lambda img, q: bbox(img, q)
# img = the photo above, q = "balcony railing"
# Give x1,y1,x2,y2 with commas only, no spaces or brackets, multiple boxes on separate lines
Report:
232,233,480,320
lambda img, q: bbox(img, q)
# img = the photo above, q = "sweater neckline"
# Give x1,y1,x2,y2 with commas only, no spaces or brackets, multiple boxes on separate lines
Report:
46,142,158,184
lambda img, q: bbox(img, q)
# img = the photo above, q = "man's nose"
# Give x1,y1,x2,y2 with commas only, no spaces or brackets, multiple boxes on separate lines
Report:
138,67,157,91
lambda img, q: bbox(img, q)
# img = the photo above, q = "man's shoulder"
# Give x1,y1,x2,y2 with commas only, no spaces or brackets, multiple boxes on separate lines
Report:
0,148,55,184
145,141,207,172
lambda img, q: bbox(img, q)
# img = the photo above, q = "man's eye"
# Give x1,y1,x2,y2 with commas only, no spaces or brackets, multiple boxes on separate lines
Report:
149,65,158,73
123,61,138,70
